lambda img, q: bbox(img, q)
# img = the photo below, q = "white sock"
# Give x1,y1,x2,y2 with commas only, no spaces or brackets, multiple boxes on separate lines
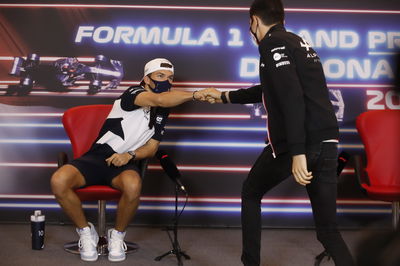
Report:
78,226,91,234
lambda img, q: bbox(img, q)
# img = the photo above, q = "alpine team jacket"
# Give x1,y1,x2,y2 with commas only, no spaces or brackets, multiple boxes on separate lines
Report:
229,24,338,157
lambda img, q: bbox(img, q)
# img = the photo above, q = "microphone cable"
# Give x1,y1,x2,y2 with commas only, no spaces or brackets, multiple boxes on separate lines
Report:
175,191,189,224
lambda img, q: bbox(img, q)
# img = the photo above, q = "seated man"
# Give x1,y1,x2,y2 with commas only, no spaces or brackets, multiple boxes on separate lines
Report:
51,58,205,262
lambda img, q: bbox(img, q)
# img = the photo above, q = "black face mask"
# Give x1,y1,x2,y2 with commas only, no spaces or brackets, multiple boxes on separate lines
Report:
150,78,172,93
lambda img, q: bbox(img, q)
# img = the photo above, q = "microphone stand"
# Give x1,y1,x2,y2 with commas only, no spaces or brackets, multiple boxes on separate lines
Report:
155,185,190,266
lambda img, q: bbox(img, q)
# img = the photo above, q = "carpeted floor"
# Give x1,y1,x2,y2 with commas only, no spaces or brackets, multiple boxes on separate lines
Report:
0,224,372,266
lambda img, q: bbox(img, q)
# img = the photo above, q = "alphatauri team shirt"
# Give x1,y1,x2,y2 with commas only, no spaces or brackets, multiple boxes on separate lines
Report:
94,86,169,153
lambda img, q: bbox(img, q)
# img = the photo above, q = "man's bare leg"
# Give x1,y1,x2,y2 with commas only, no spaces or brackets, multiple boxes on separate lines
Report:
50,164,88,229
107,170,142,262
51,165,99,261
111,170,142,232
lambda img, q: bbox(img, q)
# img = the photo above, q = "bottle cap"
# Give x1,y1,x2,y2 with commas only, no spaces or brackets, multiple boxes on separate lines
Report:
31,210,45,222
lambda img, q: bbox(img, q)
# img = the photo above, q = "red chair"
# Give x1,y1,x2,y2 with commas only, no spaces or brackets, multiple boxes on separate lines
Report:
354,110,400,229
58,104,147,255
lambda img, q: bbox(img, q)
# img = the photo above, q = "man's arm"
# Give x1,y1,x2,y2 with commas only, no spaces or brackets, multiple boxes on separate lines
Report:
228,85,262,104
202,85,262,104
134,90,205,108
105,138,160,167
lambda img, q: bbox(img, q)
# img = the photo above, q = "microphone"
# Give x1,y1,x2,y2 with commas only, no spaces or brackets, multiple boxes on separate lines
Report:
337,151,350,176
156,150,187,193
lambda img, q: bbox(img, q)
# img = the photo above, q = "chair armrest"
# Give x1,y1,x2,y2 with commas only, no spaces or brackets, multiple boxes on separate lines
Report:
129,158,149,178
58,152,69,168
352,154,370,188
137,158,149,178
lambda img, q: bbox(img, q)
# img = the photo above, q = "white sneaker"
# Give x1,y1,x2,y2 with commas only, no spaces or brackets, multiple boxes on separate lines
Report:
76,222,99,261
107,228,127,262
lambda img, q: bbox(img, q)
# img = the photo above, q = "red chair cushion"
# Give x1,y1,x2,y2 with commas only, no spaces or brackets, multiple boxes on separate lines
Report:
361,183,400,202
75,185,121,201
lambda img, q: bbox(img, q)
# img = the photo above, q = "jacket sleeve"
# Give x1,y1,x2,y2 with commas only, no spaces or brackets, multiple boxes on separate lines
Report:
228,85,262,104
261,36,306,155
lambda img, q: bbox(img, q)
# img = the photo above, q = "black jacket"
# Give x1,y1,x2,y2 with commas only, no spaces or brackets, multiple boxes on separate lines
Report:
229,24,338,156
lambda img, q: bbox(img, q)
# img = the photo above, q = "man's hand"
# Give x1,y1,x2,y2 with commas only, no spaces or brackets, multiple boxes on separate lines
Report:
193,90,206,101
292,154,313,186
105,153,132,167
197,87,222,104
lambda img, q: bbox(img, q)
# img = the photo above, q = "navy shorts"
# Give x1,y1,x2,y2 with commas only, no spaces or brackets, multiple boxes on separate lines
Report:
68,144,141,187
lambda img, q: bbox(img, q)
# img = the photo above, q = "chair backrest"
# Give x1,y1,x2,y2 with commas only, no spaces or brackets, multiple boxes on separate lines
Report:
62,104,112,159
356,110,400,187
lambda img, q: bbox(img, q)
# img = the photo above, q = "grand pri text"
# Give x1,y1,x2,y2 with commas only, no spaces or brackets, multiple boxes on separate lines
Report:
75,26,400,81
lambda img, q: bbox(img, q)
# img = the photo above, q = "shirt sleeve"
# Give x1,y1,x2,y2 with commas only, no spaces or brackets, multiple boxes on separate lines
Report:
261,36,306,156
119,86,146,111
151,107,170,141
229,85,262,104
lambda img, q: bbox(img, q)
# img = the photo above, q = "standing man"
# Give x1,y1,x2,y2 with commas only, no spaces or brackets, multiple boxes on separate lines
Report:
203,1,354,265
51,58,206,262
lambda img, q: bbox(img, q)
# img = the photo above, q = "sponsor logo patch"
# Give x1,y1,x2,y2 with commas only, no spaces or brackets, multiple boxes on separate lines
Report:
273,53,282,61
276,61,290,68
307,52,318,58
300,39,312,51
129,88,143,95
271,46,285,52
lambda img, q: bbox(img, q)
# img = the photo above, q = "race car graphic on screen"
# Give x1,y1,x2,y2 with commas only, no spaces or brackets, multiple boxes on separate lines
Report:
9,54,124,95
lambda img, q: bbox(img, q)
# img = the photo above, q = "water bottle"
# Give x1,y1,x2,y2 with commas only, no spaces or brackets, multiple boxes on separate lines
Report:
31,210,45,250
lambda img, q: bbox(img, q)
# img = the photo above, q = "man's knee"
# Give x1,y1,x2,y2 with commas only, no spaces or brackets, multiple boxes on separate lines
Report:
50,166,82,196
241,176,260,200
119,173,142,201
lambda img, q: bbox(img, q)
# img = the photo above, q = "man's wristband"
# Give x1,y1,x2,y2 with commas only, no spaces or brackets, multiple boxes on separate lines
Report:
127,150,136,160
221,91,228,104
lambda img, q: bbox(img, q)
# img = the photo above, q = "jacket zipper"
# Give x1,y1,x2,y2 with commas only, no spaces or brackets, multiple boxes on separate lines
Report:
262,93,276,158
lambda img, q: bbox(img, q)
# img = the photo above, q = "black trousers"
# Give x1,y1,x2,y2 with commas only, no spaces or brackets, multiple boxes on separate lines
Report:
241,142,354,266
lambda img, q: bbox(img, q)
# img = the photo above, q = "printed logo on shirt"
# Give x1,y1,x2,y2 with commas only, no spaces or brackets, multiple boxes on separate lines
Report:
307,52,321,63
300,38,312,51
307,53,318,58
270,46,285,52
129,88,143,95
260,62,265,68
276,61,290,68
273,52,288,61
156,115,163,124
273,53,281,61
143,107,150,120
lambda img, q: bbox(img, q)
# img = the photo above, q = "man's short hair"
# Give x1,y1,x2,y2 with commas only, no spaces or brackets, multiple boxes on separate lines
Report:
249,0,285,26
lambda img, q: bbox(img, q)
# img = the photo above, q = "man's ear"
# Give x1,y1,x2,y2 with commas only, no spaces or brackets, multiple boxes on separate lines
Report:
250,15,256,26
143,75,151,86
253,15,261,27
